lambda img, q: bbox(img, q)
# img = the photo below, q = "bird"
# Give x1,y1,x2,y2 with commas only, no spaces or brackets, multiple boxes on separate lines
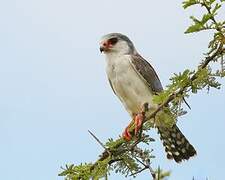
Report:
99,33,196,163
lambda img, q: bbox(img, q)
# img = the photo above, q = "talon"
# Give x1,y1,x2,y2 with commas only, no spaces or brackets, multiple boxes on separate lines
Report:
122,126,132,141
122,103,147,141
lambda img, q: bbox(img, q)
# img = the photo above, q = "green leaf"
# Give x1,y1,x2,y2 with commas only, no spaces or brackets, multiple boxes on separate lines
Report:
212,3,222,15
185,13,213,34
182,0,199,9
185,22,203,33
202,14,213,24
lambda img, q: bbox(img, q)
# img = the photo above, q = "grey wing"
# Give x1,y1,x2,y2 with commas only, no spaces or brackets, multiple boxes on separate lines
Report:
130,54,163,93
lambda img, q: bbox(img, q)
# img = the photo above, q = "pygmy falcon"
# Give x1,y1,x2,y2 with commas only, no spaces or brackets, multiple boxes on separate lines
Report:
99,33,196,163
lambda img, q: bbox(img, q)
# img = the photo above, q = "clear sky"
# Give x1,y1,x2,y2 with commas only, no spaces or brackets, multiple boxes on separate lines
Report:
0,0,225,180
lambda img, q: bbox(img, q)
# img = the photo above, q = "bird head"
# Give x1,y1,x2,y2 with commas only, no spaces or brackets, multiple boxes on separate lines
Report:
100,33,136,55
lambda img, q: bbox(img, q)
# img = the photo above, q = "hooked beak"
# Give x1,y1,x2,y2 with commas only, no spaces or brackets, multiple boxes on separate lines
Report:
100,41,110,53
100,46,105,53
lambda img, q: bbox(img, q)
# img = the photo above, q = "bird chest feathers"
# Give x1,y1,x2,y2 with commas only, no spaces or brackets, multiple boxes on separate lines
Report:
106,55,155,115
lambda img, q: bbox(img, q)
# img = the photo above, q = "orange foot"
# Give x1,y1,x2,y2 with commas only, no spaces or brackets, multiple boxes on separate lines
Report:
122,112,145,141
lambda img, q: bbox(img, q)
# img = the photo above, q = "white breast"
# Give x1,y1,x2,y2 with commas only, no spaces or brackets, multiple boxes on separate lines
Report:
106,54,157,116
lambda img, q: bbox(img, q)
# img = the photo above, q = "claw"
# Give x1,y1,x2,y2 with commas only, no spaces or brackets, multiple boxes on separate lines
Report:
122,126,132,141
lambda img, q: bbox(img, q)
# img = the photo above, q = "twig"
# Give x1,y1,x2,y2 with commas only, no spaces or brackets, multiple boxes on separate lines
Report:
88,130,111,156
130,167,149,177
201,2,224,33
183,97,191,109
131,156,156,179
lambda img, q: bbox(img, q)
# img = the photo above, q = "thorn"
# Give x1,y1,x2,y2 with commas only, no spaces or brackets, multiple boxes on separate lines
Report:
183,97,191,110
88,130,111,156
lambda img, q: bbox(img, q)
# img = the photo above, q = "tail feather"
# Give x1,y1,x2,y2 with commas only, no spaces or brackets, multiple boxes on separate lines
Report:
158,124,196,163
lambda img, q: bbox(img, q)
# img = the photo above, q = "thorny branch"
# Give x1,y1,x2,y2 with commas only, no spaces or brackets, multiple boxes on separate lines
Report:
88,130,156,178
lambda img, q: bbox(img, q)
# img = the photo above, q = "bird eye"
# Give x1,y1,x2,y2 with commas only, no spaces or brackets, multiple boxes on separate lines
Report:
109,38,118,45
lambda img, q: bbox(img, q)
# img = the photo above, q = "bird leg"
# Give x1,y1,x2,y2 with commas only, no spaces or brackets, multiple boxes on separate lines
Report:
122,103,148,141
134,112,144,138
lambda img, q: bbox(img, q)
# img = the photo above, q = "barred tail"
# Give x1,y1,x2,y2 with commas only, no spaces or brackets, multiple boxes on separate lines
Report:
158,125,197,163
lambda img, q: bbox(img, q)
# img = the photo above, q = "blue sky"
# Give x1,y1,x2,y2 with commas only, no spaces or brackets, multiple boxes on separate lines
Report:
0,0,225,179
